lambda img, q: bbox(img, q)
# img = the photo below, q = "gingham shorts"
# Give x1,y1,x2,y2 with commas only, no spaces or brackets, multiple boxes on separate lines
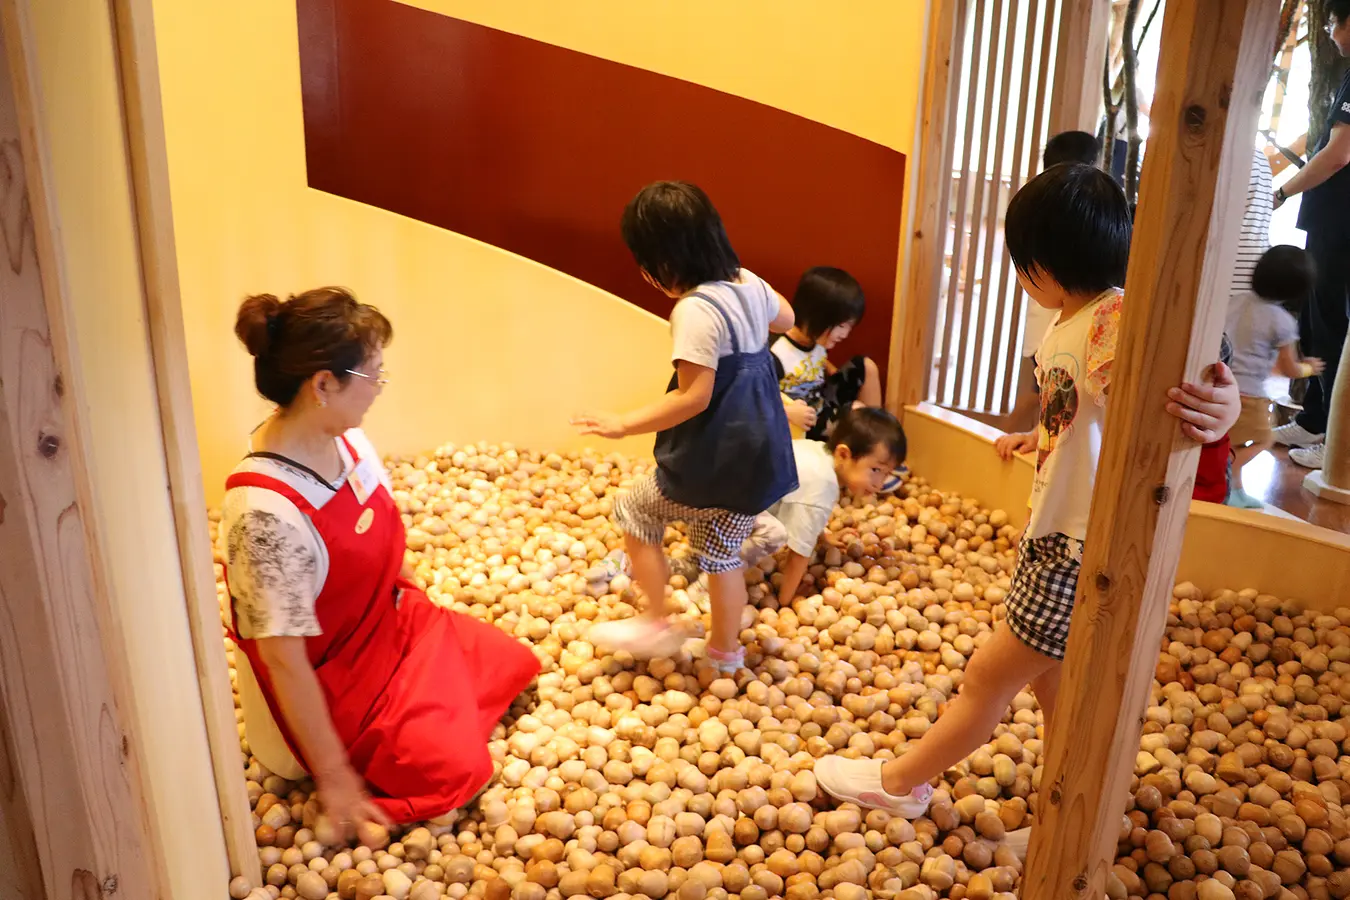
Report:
1004,532,1082,660
614,475,756,574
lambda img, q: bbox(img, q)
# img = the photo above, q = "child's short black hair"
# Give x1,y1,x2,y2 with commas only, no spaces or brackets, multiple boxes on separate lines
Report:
827,406,906,465
621,181,740,293
1005,164,1131,297
792,267,866,339
1252,244,1316,315
1043,131,1102,169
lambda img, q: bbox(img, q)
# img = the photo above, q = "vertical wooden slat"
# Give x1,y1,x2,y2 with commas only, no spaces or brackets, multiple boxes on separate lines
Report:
983,0,1045,413
935,0,988,405
1049,0,1112,134
0,1,167,896
889,0,968,411
107,0,258,885
967,0,1020,411
951,0,1005,410
1001,0,1061,414
1022,2,1281,898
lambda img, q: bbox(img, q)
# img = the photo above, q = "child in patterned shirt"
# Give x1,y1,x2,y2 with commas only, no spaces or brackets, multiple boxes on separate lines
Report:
812,164,1241,821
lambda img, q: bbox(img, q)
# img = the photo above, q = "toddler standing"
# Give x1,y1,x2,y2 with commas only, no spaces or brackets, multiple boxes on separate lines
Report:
573,181,797,671
1225,245,1323,507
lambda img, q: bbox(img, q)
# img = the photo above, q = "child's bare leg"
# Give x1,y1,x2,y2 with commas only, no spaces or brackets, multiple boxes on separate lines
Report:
880,624,1058,795
1029,663,1062,736
624,533,672,619
858,357,883,408
705,569,748,654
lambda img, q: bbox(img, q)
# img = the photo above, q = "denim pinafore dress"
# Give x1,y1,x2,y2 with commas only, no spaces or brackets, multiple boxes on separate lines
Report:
654,283,798,516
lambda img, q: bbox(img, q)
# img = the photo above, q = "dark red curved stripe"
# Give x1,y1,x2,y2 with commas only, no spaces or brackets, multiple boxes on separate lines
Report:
297,0,906,380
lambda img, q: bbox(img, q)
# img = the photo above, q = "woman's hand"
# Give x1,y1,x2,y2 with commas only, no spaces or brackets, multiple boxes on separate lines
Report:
785,400,818,432
571,413,628,439
317,764,391,840
1306,357,1326,376
1167,361,1241,444
994,431,1037,460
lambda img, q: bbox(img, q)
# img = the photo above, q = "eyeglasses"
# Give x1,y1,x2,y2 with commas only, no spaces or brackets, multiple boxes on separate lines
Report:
346,366,389,386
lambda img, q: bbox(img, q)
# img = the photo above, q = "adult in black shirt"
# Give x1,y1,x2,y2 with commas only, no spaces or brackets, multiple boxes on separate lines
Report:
1273,2,1350,470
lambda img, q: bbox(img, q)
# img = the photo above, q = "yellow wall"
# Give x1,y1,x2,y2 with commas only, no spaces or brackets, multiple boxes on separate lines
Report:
25,1,228,897
153,0,926,502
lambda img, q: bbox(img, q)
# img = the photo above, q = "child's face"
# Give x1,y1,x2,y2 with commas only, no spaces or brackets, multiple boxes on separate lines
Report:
834,443,896,496
818,320,856,350
1016,268,1061,310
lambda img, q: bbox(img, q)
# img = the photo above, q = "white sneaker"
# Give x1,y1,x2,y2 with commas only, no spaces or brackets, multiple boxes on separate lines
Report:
813,756,934,817
1290,442,1326,470
588,617,685,659
1272,421,1325,447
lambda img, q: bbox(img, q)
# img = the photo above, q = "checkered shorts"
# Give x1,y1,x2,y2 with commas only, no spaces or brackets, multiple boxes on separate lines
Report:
1004,532,1082,660
614,474,756,573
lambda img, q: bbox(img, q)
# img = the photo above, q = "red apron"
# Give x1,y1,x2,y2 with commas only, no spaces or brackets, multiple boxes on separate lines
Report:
1193,435,1230,504
225,437,539,822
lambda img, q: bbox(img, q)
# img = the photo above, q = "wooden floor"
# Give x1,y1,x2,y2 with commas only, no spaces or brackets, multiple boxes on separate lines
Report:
1236,447,1350,534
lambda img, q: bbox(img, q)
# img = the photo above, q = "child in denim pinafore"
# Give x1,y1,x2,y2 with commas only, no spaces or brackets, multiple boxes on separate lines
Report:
572,182,797,672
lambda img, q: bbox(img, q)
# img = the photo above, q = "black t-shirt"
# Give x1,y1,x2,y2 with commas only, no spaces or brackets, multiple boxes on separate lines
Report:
1297,68,1350,235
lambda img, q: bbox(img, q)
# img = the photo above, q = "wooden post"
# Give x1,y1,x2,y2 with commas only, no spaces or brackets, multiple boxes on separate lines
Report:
1021,2,1280,898
1048,0,1112,135
0,2,166,896
888,0,963,413
108,0,259,883
1304,328,1350,503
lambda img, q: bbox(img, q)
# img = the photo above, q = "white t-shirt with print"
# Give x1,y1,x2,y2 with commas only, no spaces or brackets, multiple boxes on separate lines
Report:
669,268,777,368
765,439,841,557
771,335,829,402
1026,290,1122,544
219,426,391,778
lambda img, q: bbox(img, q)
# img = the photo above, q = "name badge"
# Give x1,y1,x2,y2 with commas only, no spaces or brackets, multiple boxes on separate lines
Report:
347,458,382,506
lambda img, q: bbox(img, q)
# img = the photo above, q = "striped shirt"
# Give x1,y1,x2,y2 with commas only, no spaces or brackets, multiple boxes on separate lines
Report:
1231,147,1272,297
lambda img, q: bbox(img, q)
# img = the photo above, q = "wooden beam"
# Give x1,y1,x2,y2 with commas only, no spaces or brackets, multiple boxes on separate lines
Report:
888,0,963,413
107,0,259,883
0,2,166,896
1021,1,1281,898
1049,0,1112,135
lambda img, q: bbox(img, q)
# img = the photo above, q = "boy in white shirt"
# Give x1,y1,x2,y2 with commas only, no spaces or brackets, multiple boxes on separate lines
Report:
744,407,906,604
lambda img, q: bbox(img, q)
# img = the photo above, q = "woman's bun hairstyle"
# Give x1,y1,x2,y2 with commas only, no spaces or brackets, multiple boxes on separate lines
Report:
235,293,284,358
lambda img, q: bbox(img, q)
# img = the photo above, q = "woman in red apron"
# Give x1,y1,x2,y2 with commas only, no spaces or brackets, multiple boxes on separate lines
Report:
222,287,539,832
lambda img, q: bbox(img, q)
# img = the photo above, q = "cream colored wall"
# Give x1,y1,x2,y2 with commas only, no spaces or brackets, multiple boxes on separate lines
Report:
153,0,926,502
24,1,228,897
397,0,926,155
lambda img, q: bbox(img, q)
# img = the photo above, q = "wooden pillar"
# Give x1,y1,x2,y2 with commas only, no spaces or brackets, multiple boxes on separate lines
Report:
1021,1,1280,898
888,0,963,413
0,2,166,896
1304,328,1350,503
108,0,259,882
1048,0,1112,135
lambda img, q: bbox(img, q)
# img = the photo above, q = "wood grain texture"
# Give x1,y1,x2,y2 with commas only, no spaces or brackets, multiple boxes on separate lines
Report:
107,0,258,883
1021,2,1281,898
1049,0,1112,134
0,3,164,897
889,0,962,412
